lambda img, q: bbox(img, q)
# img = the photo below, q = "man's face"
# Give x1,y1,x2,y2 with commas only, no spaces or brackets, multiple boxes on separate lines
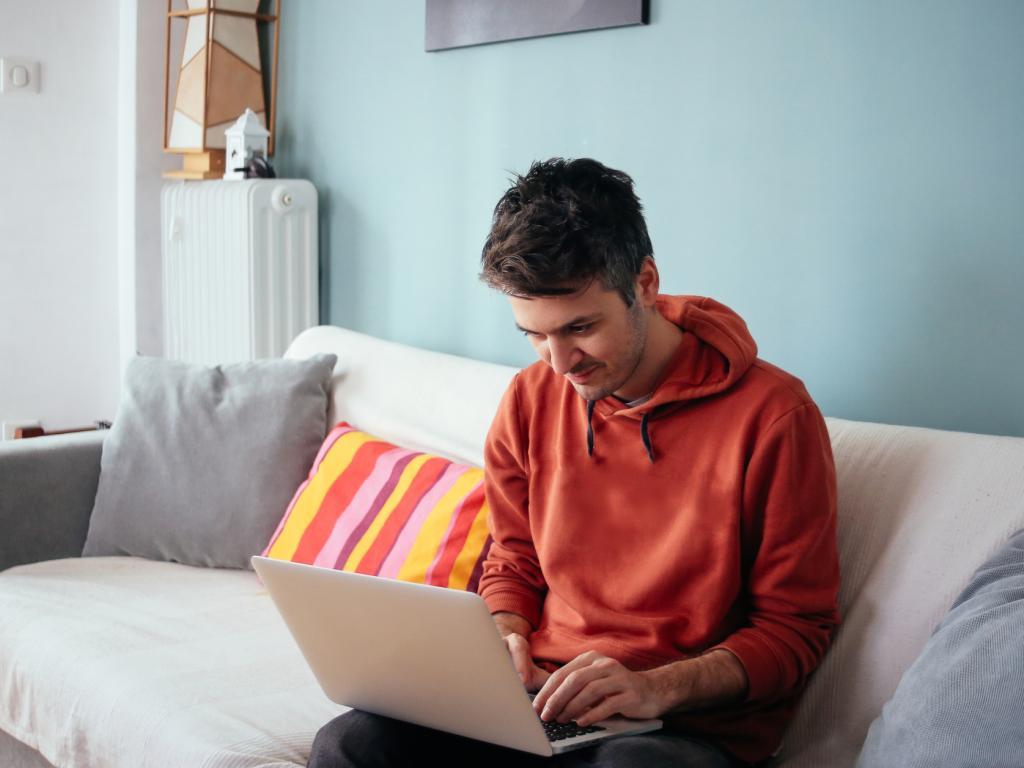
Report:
509,280,649,401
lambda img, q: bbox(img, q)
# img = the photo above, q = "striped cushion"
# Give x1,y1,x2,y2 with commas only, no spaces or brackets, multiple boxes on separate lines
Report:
262,422,493,591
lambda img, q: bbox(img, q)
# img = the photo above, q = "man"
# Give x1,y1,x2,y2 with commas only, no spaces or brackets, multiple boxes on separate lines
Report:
308,158,840,768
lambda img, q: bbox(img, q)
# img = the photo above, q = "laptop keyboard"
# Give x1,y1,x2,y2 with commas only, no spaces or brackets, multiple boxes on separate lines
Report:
541,718,607,742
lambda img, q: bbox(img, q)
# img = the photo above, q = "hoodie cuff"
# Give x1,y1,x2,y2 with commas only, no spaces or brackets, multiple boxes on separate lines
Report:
481,589,543,629
709,632,785,704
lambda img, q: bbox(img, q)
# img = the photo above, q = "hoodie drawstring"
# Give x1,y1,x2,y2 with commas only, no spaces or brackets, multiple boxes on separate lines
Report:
584,399,656,463
586,399,596,457
640,411,654,462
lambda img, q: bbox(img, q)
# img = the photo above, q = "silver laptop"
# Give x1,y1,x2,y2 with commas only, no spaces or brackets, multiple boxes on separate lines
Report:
251,556,662,756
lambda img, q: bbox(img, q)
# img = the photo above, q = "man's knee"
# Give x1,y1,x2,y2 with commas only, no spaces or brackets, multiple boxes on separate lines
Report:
590,734,741,768
308,709,404,768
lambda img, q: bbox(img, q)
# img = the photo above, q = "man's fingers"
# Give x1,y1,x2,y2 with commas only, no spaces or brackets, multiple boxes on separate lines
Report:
504,633,533,683
532,652,597,712
574,694,625,727
521,649,653,725
555,677,625,724
536,660,608,720
512,648,534,682
544,673,613,723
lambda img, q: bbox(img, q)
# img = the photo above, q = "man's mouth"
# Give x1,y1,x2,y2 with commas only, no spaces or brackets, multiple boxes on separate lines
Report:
567,365,599,385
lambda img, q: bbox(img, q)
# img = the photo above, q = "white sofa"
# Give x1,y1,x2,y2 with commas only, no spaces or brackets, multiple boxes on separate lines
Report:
2,325,1023,768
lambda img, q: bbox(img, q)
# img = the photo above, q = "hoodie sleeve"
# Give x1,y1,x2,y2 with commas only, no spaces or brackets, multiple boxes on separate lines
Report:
477,375,548,628
711,402,841,703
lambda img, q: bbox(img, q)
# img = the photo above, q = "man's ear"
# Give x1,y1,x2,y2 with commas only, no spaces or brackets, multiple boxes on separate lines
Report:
634,256,660,307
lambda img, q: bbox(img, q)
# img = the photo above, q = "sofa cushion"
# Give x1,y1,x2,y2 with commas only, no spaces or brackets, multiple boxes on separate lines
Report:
0,557,346,768
262,422,492,590
767,419,1024,768
284,326,518,468
855,527,1024,767
83,354,337,570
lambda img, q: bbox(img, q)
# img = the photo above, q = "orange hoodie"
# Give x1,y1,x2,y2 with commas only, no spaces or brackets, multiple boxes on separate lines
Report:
478,295,840,765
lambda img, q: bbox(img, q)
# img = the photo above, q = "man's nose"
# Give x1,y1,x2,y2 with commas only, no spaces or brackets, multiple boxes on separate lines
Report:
547,338,582,376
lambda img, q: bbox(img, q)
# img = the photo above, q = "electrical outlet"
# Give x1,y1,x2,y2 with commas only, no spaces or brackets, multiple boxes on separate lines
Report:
0,58,41,94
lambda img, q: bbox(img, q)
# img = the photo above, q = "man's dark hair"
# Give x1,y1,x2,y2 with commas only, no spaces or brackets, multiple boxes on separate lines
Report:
479,158,654,307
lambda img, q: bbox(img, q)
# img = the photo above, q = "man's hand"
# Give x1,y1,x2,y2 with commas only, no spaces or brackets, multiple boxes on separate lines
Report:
530,651,663,727
531,648,747,728
504,632,552,692
493,611,551,693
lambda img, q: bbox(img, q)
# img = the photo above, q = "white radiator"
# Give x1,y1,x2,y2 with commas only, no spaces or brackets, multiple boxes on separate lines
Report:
161,179,319,365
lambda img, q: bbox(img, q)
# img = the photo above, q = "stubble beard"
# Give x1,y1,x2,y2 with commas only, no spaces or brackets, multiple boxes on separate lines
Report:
574,301,649,402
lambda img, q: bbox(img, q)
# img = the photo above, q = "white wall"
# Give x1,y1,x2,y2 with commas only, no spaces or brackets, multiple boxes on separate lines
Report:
0,0,120,432
0,0,165,435
123,0,173,365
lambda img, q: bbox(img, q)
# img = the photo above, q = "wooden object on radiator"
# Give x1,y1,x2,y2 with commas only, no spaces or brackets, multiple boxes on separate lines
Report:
164,149,226,180
14,422,112,440
163,0,281,178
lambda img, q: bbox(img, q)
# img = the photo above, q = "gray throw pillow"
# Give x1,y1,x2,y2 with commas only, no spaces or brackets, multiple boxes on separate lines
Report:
82,353,337,569
856,527,1024,768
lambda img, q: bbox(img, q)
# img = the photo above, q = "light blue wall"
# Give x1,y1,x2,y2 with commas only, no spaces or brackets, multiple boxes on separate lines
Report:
275,1,1024,438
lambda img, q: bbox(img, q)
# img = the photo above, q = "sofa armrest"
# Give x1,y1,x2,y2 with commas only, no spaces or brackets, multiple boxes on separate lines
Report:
0,431,105,571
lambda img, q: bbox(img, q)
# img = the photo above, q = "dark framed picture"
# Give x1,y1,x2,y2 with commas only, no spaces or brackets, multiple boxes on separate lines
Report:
425,0,649,52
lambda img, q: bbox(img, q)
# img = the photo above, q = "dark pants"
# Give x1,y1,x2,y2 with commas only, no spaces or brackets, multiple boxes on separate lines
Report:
308,709,746,768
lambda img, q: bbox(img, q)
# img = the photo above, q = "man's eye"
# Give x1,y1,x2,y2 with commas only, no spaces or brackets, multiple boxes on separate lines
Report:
568,325,590,334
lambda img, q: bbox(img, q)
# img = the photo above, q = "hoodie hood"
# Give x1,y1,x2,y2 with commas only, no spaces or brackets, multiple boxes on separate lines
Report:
607,294,758,415
588,294,758,462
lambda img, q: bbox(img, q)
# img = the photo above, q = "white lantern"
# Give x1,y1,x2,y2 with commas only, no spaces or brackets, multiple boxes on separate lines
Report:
224,108,270,180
